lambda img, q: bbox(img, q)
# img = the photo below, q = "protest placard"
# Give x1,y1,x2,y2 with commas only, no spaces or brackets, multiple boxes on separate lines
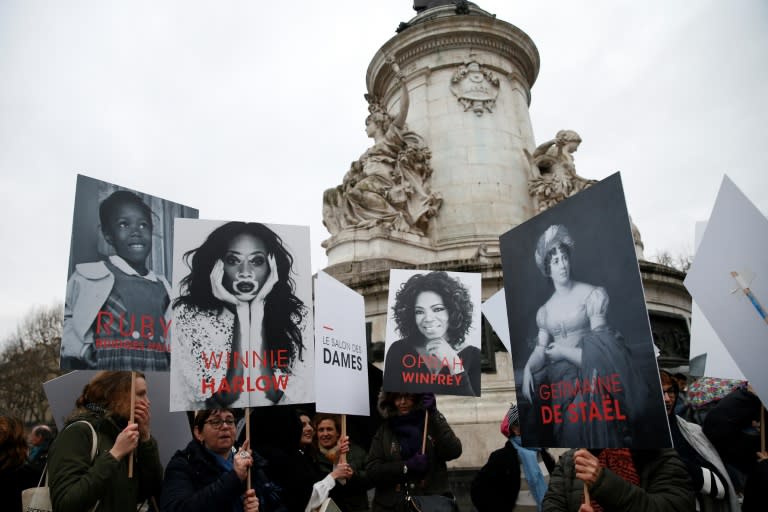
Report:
61,175,198,371
314,271,369,416
500,173,670,448
383,269,482,397
169,219,313,411
685,176,768,403
481,288,511,353
688,222,744,380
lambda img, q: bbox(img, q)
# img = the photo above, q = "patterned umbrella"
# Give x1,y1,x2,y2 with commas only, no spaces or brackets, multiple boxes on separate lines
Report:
687,377,747,409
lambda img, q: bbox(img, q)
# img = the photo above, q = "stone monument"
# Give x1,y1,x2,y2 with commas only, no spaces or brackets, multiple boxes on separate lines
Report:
320,2,691,487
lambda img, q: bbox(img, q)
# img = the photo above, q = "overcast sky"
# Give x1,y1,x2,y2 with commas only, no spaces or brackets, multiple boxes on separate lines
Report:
1,0,766,343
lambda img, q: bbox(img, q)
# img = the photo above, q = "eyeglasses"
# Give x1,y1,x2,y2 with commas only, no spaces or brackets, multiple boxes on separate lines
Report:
205,418,236,429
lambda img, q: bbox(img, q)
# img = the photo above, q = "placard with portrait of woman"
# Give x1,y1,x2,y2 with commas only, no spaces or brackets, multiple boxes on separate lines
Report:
168,218,313,411
61,174,198,372
383,269,482,397
500,172,670,449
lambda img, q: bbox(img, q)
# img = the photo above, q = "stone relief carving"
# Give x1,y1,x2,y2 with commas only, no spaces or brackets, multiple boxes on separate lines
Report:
450,59,500,116
525,129,597,213
323,59,442,238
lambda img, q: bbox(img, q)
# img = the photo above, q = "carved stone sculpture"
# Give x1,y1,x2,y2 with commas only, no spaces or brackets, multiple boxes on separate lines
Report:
450,59,499,116
526,130,597,213
323,62,442,237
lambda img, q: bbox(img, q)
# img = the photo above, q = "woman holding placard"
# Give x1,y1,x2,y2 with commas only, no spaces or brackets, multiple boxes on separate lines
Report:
520,224,638,447
48,371,163,512
172,222,308,409
366,391,462,512
383,271,481,396
310,413,371,512
159,408,268,512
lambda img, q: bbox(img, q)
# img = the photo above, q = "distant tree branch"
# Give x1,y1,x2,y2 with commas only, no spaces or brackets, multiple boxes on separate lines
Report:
0,303,65,424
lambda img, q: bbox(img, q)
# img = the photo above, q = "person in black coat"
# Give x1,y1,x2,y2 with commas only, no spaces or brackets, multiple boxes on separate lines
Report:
0,415,42,512
471,404,555,512
160,409,268,512
471,437,521,511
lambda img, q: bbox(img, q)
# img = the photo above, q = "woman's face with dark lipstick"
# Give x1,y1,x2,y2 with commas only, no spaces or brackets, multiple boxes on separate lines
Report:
221,233,270,302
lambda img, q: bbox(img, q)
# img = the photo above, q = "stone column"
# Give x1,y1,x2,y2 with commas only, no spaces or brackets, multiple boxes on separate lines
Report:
362,4,540,263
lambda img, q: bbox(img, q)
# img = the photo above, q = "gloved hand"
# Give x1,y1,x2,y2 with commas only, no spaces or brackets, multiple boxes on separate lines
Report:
422,393,436,412
405,453,428,474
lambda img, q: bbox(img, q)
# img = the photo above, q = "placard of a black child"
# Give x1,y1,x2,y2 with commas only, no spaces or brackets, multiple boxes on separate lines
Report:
383,269,482,397
61,174,198,372
169,218,314,411
499,173,669,449
314,271,369,416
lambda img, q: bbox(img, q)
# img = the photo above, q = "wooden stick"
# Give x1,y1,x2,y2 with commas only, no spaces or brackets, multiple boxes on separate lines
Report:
421,410,429,454
584,483,590,505
338,414,349,484
128,371,136,478
245,407,251,491
340,414,348,465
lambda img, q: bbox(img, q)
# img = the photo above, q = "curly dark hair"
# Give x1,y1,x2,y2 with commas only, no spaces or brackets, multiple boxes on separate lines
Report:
392,271,473,348
173,222,307,367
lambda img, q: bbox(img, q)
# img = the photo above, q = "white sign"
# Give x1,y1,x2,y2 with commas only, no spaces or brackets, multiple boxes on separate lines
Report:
481,288,511,353
688,222,744,380
685,176,768,403
313,271,369,416
43,370,190,468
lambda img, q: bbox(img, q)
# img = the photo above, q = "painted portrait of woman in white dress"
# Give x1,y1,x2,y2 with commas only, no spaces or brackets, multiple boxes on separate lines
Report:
500,174,670,449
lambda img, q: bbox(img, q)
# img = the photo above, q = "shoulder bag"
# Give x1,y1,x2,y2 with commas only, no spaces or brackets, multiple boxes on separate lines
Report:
21,420,99,512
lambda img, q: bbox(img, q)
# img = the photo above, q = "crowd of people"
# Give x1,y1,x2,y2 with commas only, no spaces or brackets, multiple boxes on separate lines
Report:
1,369,767,511
0,371,466,512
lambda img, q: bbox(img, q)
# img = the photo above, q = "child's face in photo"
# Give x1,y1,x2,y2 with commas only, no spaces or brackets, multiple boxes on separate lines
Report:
103,201,152,270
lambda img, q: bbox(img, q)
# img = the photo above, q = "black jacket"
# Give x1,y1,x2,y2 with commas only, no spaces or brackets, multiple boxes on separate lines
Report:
160,439,283,512
470,441,521,512
366,392,462,512
543,449,695,512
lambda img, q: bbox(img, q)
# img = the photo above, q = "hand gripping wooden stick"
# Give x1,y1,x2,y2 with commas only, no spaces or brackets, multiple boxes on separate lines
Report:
128,371,136,478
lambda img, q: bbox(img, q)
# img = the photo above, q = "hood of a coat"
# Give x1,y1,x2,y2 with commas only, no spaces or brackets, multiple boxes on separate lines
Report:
377,390,426,419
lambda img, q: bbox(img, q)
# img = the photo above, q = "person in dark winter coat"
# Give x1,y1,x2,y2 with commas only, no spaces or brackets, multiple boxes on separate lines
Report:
470,425,521,511
159,408,263,512
27,424,53,472
310,413,371,512
543,448,695,512
366,391,462,512
48,371,164,512
471,404,555,512
659,371,739,512
244,407,352,512
702,385,762,493
0,415,42,512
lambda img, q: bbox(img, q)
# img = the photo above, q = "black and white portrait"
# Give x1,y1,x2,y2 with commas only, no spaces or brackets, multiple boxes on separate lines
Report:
500,173,670,449
169,219,313,411
61,174,198,371
383,269,482,397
